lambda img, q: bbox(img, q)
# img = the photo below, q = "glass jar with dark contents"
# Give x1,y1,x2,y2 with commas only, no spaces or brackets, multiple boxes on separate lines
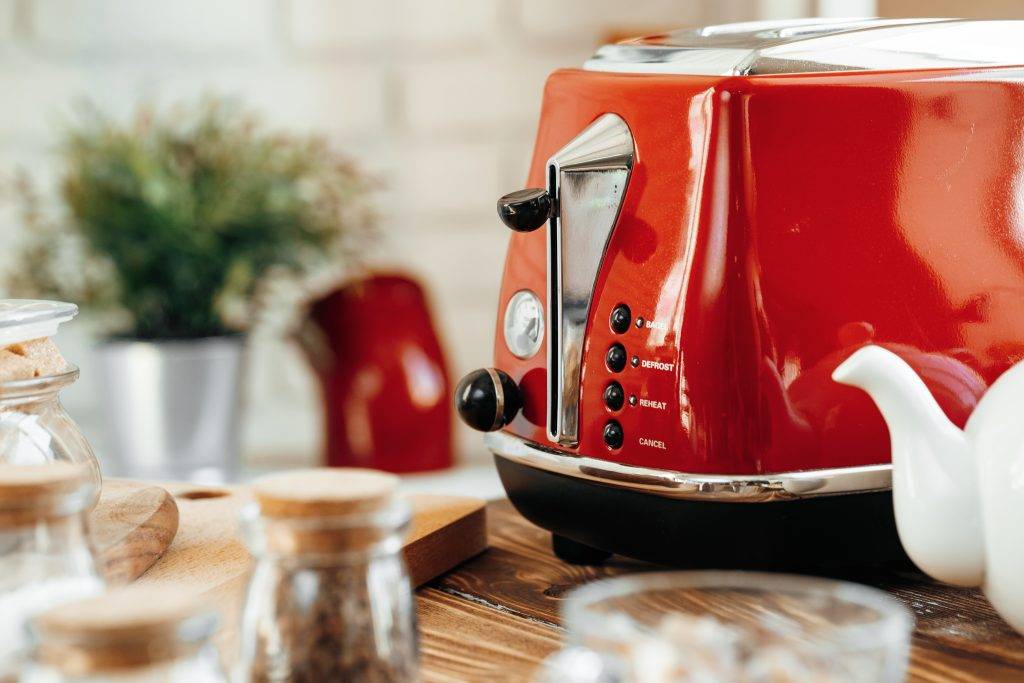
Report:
236,468,418,682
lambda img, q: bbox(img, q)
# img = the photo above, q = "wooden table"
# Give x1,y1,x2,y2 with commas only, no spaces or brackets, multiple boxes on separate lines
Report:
416,500,1024,682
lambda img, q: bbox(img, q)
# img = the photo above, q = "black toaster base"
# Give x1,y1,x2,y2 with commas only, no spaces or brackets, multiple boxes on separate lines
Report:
495,455,914,573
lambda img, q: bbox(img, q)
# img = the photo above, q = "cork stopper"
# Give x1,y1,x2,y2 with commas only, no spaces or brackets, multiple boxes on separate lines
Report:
253,468,399,518
32,585,216,675
0,463,93,527
249,468,405,555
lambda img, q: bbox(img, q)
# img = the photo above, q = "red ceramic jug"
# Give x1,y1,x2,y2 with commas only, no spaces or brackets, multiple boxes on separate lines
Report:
303,274,453,472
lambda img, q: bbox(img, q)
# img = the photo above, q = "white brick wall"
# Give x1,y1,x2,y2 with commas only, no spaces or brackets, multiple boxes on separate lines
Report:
30,0,278,56
517,0,702,39
291,0,502,52
0,0,806,469
0,0,14,42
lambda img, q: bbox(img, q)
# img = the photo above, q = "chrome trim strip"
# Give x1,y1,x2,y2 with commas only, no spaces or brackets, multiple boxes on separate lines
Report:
583,19,1024,76
486,431,891,503
546,114,635,446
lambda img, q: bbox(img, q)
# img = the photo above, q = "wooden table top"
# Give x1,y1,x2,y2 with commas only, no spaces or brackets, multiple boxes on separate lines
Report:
416,500,1024,682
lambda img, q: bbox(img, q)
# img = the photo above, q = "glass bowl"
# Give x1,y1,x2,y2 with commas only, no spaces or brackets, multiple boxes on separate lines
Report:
541,571,913,683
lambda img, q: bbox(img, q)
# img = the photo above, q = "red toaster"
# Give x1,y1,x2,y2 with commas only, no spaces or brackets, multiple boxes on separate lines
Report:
455,18,1024,568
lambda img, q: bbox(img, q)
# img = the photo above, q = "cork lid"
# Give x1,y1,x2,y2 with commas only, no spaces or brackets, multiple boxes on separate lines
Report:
248,468,406,555
252,468,400,518
32,585,217,674
0,463,94,526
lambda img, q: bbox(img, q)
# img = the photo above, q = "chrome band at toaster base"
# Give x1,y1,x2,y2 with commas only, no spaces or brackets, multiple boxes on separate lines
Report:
485,431,892,503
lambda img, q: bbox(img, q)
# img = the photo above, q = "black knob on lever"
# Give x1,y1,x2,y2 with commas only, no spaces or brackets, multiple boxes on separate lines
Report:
497,188,552,233
454,368,522,432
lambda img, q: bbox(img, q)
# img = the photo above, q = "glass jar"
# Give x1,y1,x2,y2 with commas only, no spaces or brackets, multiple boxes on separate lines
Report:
0,463,104,682
22,585,226,683
539,571,914,683
236,468,419,682
0,369,102,502
0,300,100,499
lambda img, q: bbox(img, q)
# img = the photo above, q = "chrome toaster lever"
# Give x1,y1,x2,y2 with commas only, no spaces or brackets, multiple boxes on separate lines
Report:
546,113,635,446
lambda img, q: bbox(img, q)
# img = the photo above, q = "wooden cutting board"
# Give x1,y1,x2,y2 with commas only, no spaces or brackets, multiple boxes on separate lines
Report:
142,482,487,583
133,482,488,654
90,479,487,593
90,479,180,584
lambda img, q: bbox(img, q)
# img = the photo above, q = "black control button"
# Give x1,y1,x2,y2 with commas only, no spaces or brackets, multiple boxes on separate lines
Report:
603,420,624,449
606,344,627,372
610,304,631,334
603,382,624,411
631,355,640,367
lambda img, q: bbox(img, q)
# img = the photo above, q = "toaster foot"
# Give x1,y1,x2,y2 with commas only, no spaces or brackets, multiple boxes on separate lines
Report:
552,534,612,565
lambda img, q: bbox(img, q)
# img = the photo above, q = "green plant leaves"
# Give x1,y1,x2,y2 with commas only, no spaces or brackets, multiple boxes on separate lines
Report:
5,97,377,340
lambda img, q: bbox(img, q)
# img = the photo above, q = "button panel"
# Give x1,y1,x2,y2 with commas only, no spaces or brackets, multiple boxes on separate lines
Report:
593,302,677,460
603,306,630,447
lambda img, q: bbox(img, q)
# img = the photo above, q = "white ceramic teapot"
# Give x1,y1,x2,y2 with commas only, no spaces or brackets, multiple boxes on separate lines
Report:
832,345,1024,633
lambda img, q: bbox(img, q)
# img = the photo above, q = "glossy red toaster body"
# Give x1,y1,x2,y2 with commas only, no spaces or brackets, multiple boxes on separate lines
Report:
497,44,1024,476
456,19,1024,567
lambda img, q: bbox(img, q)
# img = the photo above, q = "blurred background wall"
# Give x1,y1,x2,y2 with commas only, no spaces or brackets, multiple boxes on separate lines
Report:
0,0,1017,468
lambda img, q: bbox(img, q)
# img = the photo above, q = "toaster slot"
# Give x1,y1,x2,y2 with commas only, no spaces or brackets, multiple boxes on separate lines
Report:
547,113,634,446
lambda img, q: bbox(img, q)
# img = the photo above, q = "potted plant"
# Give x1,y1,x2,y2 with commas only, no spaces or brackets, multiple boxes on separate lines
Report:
3,99,376,481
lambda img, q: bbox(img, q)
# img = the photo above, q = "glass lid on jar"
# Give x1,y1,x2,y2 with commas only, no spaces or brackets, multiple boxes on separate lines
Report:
0,300,78,347
585,18,1024,76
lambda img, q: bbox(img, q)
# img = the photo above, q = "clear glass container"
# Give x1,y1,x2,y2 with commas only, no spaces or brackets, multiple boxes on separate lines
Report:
0,369,102,503
236,469,419,682
539,571,913,683
22,585,226,683
0,464,104,682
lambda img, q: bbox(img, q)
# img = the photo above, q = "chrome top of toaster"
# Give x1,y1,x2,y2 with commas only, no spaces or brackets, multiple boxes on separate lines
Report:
585,18,1024,76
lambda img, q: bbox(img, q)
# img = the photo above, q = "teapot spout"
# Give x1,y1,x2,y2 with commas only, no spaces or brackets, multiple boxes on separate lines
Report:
833,345,984,586
833,346,966,448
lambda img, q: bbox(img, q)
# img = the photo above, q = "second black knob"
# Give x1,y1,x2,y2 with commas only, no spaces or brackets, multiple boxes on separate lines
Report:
454,368,522,432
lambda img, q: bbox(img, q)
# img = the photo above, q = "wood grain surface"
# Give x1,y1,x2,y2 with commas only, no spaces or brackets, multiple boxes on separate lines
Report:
95,487,1022,681
132,483,488,657
421,500,1024,683
89,479,179,584
140,483,488,593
